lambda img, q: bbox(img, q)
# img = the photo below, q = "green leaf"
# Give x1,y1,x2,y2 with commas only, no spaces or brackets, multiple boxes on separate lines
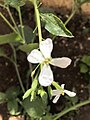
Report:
18,43,38,53
42,114,53,120
6,86,20,100
41,13,73,38
80,63,88,73
23,97,46,118
7,99,19,115
4,0,26,8
23,26,36,43
0,32,21,45
0,92,7,104
23,88,32,100
81,55,90,66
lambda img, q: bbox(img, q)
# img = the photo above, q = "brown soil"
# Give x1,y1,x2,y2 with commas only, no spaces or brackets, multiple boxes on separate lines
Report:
0,3,90,120
41,0,90,14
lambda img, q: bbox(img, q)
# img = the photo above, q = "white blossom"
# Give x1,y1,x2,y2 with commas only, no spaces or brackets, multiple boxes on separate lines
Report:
52,84,76,103
27,38,71,87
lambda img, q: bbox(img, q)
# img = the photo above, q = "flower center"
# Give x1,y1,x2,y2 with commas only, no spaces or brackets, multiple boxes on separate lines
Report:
44,58,51,64
62,91,64,96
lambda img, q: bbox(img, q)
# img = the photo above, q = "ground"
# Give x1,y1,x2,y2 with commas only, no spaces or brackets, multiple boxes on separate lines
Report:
0,3,90,120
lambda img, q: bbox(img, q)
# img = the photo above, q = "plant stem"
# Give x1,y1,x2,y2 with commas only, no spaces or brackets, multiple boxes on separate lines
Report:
65,10,76,25
52,81,63,90
33,0,43,72
65,0,78,25
6,6,20,34
33,0,42,43
18,7,25,42
53,98,90,120
9,43,17,62
1,54,25,93
10,44,25,93
0,12,18,34
0,12,24,42
14,62,25,93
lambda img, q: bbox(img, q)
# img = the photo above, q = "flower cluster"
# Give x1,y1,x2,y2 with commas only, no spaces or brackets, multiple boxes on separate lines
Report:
27,38,76,103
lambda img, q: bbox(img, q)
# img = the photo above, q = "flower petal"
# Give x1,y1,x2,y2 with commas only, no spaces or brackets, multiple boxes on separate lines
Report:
64,90,76,97
51,57,71,68
27,49,44,63
52,95,60,103
61,84,65,89
39,64,53,87
52,90,62,96
40,38,53,58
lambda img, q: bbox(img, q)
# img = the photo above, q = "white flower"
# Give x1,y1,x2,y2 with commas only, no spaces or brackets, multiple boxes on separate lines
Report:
27,38,71,87
52,84,76,103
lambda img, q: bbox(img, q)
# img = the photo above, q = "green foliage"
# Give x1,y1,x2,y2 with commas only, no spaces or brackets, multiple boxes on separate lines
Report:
42,114,53,120
12,25,36,44
0,92,7,104
0,86,20,105
23,78,38,100
0,0,79,119
6,86,20,100
17,25,38,52
23,97,47,118
41,13,73,38
38,89,48,104
6,86,21,115
81,55,90,67
80,63,88,73
7,99,19,115
4,0,26,8
0,87,21,115
80,55,90,80
19,26,36,44
65,95,78,107
0,32,21,45
18,43,38,53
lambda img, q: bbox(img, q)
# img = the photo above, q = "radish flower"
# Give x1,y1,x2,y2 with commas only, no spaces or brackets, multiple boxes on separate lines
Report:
27,38,71,87
52,84,76,103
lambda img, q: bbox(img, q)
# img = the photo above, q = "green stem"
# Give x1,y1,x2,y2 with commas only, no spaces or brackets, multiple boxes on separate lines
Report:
18,7,25,42
53,98,90,120
0,12,18,34
65,0,78,26
1,54,25,93
65,10,76,25
14,62,25,93
0,12,24,42
9,43,17,63
33,0,42,42
10,44,25,93
52,81,63,90
6,6,20,34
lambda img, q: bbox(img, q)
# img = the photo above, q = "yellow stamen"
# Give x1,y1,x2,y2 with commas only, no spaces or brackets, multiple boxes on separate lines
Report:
62,92,64,96
44,58,51,64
